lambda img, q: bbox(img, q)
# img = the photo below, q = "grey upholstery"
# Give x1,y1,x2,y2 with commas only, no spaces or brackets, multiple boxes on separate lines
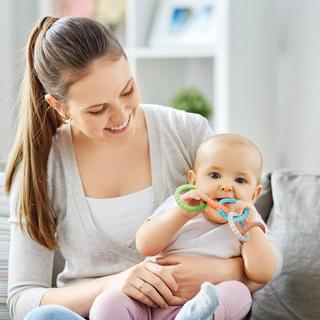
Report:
248,170,320,320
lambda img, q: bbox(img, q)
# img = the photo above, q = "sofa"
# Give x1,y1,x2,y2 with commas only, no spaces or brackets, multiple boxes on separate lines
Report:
0,170,319,319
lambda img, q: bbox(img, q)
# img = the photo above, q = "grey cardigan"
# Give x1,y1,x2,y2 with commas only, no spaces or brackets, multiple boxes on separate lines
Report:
8,104,213,319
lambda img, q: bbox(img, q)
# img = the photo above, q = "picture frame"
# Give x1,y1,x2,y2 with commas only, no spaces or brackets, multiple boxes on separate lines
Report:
149,0,217,47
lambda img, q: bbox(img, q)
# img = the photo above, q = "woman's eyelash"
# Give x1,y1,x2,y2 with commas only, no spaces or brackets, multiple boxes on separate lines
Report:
122,86,133,96
87,86,133,115
88,105,107,115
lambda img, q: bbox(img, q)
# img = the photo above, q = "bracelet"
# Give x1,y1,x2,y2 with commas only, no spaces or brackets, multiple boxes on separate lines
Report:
228,212,249,243
242,221,266,234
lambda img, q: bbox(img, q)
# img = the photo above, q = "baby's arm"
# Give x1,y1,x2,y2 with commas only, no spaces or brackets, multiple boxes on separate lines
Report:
136,206,190,256
136,190,205,256
237,202,278,284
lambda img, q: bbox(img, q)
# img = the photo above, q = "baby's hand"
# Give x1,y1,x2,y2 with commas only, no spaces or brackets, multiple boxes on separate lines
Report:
178,189,209,219
234,200,257,222
180,189,209,205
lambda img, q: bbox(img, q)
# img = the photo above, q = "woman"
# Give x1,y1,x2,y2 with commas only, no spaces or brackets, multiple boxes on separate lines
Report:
5,16,264,320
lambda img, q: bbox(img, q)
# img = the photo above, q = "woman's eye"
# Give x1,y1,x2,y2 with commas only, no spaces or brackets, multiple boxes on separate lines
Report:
210,172,221,179
235,177,246,184
122,86,133,97
88,105,107,115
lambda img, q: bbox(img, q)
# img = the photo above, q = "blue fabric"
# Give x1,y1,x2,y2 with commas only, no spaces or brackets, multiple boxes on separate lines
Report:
24,305,86,320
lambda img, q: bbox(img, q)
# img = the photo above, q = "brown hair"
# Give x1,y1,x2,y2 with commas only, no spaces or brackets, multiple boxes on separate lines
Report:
5,16,125,249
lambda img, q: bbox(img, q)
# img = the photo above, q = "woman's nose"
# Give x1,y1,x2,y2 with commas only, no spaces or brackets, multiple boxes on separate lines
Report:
109,103,126,122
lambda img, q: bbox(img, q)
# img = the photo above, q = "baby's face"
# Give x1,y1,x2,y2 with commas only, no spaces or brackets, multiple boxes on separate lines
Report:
190,141,262,223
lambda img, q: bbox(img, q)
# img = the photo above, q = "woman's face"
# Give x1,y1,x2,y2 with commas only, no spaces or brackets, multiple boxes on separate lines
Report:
65,56,140,143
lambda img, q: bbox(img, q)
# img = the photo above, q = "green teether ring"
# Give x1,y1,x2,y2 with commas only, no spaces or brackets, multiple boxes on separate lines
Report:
175,184,207,212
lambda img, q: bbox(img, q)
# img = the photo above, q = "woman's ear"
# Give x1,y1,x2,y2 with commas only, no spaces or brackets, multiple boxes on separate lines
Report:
45,94,68,119
252,184,263,201
188,170,196,185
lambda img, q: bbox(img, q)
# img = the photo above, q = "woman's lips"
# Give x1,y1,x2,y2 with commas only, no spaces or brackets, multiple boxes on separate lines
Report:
104,114,131,135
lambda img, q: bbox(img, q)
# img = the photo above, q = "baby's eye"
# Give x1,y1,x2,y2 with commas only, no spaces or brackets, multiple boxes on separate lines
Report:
210,172,221,179
235,177,247,184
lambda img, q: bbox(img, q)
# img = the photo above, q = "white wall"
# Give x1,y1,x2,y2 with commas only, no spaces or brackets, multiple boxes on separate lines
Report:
0,0,40,167
219,0,320,173
277,0,320,173
226,0,279,171
0,1,14,166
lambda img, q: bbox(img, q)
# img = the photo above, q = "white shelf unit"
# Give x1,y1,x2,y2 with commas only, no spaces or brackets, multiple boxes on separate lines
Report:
124,0,219,129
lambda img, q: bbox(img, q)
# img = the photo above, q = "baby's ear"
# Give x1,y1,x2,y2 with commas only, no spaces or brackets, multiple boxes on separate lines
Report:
252,184,263,201
187,170,196,185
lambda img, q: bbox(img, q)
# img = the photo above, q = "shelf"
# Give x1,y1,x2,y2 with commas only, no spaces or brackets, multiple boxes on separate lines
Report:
126,45,216,59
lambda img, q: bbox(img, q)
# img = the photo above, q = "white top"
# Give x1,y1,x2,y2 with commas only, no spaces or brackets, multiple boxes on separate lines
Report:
150,195,276,259
87,186,153,244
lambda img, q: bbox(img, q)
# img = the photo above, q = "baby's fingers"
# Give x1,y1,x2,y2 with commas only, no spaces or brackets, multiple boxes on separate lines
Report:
181,190,201,201
192,189,211,202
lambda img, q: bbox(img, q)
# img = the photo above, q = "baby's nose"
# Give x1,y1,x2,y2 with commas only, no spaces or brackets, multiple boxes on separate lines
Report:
220,184,233,192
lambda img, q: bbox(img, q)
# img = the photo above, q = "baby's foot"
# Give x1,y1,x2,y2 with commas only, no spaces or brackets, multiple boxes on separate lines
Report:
175,282,219,320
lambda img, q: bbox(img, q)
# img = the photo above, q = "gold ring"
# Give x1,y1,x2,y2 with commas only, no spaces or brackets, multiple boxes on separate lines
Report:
138,281,145,291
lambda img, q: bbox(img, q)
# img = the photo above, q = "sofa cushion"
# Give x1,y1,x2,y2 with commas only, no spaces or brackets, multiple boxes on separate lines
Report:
249,170,320,319
254,172,273,223
0,172,10,319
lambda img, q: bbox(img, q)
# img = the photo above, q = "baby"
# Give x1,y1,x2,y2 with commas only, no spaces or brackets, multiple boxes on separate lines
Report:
91,133,280,320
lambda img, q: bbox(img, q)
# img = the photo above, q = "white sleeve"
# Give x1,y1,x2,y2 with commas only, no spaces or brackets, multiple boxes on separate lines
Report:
7,170,53,320
147,195,177,220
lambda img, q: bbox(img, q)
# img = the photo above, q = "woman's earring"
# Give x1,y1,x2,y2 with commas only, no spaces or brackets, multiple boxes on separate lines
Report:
63,113,71,124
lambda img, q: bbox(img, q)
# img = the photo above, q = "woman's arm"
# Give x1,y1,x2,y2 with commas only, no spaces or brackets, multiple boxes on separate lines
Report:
9,219,184,319
41,260,185,315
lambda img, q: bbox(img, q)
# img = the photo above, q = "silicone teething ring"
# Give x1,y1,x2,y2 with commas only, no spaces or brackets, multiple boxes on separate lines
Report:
217,198,249,222
175,184,207,212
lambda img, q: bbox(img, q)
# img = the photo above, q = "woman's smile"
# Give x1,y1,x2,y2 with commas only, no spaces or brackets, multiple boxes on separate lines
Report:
104,114,131,135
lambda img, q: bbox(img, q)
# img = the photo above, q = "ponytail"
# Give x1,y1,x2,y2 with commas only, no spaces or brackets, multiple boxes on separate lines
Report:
5,16,126,250
5,17,62,250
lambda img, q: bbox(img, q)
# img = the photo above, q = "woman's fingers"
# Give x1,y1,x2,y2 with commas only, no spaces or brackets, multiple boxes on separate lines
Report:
135,277,169,308
122,261,184,307
123,264,167,308
144,262,185,305
125,284,159,308
144,261,176,291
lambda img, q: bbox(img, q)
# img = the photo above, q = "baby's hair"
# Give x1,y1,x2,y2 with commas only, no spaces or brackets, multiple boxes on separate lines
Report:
195,133,263,183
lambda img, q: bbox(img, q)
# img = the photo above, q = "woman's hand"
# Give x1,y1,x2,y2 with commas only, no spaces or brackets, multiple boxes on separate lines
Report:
110,260,186,308
157,255,268,298
156,255,223,301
